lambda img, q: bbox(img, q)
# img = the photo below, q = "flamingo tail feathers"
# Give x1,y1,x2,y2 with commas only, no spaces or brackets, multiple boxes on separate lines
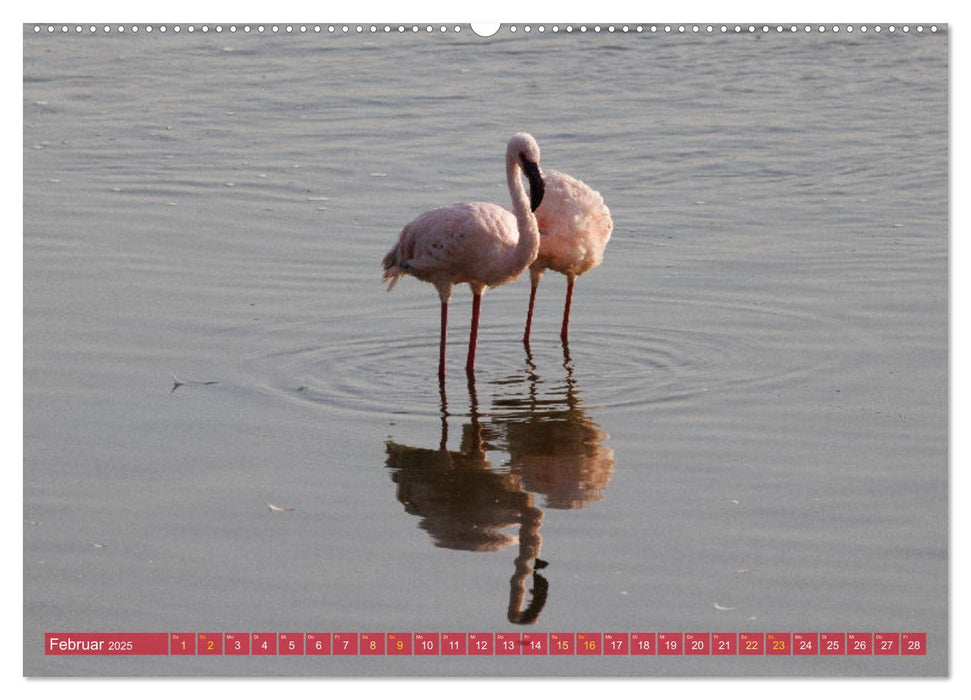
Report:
381,238,409,291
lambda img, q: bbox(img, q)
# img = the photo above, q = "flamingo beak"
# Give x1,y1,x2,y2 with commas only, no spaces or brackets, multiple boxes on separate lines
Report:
520,156,545,212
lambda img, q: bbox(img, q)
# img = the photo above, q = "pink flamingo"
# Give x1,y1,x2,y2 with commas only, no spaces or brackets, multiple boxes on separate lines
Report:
523,169,613,344
382,133,545,380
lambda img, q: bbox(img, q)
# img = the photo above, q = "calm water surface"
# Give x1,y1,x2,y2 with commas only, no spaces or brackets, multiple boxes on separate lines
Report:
23,26,947,676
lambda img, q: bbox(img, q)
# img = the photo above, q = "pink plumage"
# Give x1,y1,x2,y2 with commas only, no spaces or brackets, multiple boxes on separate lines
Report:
524,168,613,344
383,133,546,380
385,203,527,293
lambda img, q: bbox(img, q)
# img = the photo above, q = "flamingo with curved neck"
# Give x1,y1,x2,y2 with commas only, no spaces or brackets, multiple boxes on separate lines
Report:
383,133,545,380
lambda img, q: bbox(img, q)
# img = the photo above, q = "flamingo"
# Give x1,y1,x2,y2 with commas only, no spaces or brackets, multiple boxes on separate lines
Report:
382,132,545,380
522,169,613,344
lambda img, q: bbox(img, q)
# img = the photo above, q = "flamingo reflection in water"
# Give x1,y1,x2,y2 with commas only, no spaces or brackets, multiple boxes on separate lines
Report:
383,358,614,625
495,345,615,511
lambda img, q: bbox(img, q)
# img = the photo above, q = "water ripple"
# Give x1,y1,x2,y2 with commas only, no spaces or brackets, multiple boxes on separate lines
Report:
249,298,828,419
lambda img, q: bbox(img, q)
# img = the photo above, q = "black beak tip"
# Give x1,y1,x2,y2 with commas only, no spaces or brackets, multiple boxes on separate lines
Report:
530,176,545,212
520,155,545,212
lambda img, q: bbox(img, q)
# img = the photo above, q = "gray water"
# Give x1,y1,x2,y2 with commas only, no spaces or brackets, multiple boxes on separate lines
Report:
23,25,948,677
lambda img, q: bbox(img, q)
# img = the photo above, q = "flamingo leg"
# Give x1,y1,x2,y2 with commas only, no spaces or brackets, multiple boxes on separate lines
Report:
466,291,482,376
523,281,538,346
560,275,575,342
439,300,448,381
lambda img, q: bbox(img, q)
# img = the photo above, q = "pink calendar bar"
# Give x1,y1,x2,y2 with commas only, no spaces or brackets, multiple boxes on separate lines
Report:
45,633,169,655
42,631,928,657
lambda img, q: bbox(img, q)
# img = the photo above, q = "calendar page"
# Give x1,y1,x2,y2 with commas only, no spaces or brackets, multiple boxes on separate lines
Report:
23,20,948,678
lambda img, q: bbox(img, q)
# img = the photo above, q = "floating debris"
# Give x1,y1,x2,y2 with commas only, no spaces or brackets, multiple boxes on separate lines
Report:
170,373,218,393
267,503,295,513
714,603,738,612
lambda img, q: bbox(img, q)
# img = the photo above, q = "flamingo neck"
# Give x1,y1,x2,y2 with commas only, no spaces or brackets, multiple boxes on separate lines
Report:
506,159,541,270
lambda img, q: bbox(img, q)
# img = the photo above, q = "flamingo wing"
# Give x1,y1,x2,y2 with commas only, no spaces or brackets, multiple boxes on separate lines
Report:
533,169,613,277
384,202,520,290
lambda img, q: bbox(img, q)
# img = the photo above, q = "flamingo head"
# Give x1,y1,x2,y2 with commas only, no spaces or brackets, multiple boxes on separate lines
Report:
508,132,545,212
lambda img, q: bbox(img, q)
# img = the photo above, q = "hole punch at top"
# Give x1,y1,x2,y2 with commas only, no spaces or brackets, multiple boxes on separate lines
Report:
471,23,501,37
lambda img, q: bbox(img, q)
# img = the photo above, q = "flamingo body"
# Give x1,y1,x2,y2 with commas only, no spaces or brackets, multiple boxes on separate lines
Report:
524,169,612,343
384,202,527,296
383,133,544,380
